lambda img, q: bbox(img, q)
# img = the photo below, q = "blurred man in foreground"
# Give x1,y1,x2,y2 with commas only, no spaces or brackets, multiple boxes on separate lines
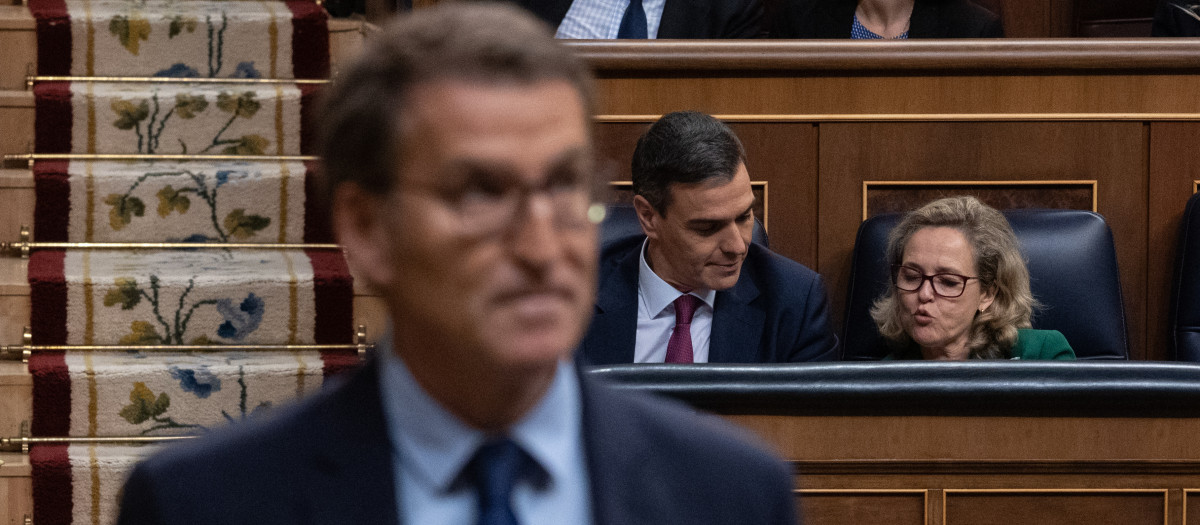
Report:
116,4,796,524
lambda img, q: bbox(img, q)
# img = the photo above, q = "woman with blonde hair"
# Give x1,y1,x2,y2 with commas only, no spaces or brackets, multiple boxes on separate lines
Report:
871,196,1075,360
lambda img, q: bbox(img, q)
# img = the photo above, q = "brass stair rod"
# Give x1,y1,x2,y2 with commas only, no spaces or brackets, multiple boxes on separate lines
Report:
26,75,330,89
4,325,373,362
0,435,196,453
2,227,341,258
4,153,317,162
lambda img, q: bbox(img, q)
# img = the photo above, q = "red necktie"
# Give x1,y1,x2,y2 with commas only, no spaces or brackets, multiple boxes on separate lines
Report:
665,294,702,363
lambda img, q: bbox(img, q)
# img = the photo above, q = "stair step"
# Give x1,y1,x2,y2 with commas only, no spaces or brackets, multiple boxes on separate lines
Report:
0,89,34,157
30,349,357,437
28,248,353,345
29,443,156,525
35,80,320,155
33,159,331,244
29,0,329,79
0,8,364,91
0,451,32,523
0,15,365,156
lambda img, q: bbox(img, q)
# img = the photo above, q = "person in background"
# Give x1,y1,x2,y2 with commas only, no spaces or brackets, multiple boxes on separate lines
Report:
771,0,1003,38
513,0,765,39
581,111,839,365
115,5,797,525
871,196,1075,360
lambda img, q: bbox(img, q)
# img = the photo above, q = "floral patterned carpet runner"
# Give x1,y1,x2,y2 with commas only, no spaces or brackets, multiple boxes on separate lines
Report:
29,0,328,79
32,444,162,525
35,81,318,155
24,0,348,522
34,159,331,243
31,349,357,437
28,249,352,347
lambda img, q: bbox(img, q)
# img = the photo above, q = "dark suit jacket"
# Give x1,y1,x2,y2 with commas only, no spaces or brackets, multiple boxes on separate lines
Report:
580,237,838,364
770,0,1004,38
515,0,765,38
1152,1,1200,36
115,356,796,525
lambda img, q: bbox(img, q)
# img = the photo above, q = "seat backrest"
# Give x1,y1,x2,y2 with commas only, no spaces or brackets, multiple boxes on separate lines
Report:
1170,192,1200,360
842,209,1129,360
1074,0,1158,36
599,203,769,251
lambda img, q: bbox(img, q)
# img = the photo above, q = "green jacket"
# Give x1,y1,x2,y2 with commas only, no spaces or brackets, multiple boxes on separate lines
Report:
885,329,1076,360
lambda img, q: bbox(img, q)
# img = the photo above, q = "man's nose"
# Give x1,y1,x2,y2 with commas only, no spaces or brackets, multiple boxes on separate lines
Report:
507,192,561,269
719,222,750,255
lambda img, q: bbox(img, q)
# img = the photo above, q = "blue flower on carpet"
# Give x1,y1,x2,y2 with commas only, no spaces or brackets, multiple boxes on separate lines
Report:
231,62,262,79
154,63,200,78
215,170,233,188
169,365,221,398
216,293,265,341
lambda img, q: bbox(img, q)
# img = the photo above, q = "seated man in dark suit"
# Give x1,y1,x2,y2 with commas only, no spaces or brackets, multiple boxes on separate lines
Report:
513,0,765,38
115,5,796,525
581,111,839,365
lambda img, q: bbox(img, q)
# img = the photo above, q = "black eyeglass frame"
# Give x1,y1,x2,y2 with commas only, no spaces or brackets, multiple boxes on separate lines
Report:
890,264,980,298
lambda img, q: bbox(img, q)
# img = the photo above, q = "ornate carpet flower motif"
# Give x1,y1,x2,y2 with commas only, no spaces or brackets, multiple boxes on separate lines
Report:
216,293,265,341
169,365,222,399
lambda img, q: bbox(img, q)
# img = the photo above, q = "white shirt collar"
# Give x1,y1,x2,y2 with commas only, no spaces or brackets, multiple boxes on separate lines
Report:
377,336,583,494
637,238,716,318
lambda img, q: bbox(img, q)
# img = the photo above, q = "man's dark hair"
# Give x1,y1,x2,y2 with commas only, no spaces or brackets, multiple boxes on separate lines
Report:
630,111,747,215
317,3,595,199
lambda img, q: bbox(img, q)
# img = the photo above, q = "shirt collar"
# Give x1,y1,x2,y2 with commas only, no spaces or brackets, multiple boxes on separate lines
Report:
378,335,583,494
638,238,716,318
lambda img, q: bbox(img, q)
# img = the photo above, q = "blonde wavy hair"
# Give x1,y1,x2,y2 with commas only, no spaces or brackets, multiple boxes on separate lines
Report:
869,196,1037,359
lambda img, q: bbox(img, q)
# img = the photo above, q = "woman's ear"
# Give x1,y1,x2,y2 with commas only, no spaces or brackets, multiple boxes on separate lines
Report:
978,285,997,313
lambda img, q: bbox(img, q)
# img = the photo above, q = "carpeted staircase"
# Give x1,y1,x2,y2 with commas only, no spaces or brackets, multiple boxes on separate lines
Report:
15,0,357,522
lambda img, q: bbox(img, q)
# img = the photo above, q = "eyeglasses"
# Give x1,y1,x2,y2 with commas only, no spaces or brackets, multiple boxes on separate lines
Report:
891,264,979,298
401,175,604,237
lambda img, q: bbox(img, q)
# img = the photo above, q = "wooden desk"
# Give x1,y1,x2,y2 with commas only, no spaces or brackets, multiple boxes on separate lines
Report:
593,361,1200,524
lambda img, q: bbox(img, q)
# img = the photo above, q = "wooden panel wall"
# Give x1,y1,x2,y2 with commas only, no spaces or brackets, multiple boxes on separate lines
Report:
582,40,1200,361
595,122,819,267
722,412,1200,525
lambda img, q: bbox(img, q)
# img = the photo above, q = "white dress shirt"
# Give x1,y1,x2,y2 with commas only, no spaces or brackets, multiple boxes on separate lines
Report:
377,338,593,525
634,239,716,363
555,0,668,39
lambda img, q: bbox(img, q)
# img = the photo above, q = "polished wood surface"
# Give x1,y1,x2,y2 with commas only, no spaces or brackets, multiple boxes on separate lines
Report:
575,40,1200,71
725,413,1200,525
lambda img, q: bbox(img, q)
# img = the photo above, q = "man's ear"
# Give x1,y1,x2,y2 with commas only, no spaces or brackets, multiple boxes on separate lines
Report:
632,194,661,240
331,183,394,290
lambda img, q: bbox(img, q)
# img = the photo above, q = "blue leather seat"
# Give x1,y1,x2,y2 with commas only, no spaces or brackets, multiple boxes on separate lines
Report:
1170,192,1200,360
599,203,769,250
843,209,1129,360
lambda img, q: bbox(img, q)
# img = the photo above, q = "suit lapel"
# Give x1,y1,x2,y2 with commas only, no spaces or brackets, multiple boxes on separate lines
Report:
709,259,764,363
517,0,574,28
582,243,640,364
300,360,400,525
657,0,690,37
578,370,660,524
818,0,859,37
908,0,942,37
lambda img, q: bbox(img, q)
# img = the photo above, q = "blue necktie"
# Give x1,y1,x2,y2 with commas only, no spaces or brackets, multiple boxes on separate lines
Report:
616,0,648,39
468,438,528,525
